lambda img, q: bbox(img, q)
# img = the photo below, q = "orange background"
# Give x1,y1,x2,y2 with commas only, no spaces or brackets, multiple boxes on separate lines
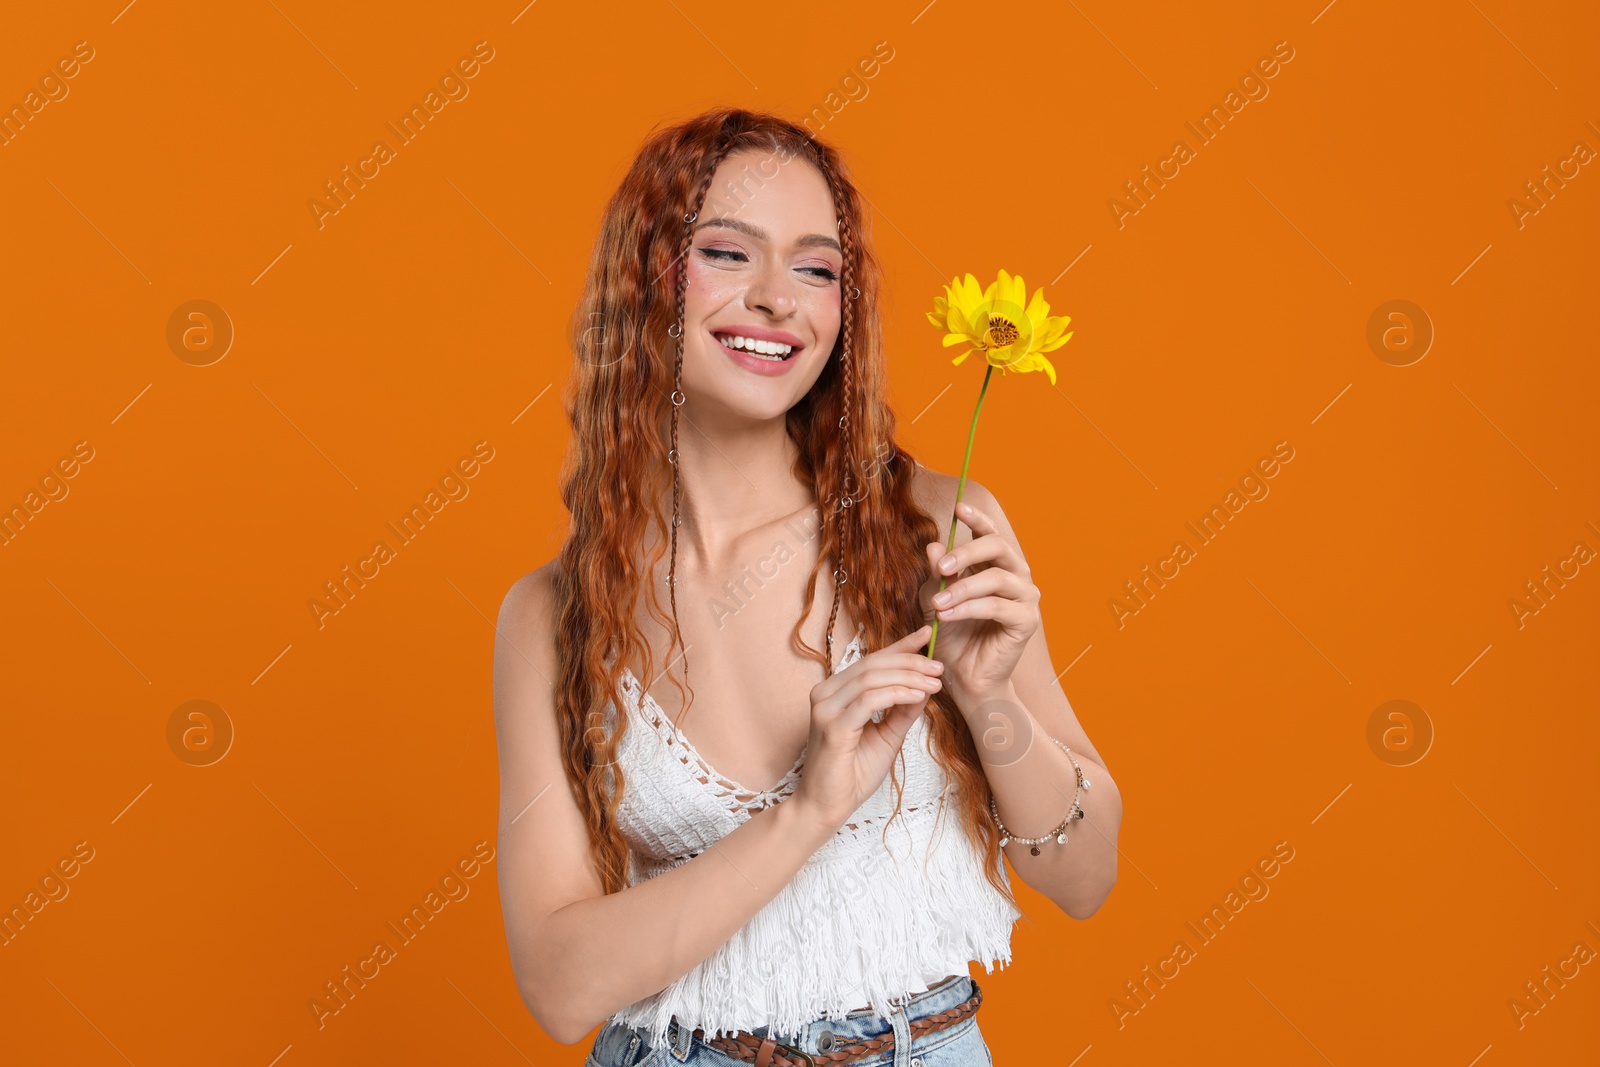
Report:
2,1,1596,1064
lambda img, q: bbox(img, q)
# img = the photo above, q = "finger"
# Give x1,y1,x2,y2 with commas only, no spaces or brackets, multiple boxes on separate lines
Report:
933,532,1026,580
837,685,931,734
814,625,932,703
933,594,1034,628
832,665,944,717
955,499,995,533
832,663,942,724
932,568,1029,613
867,697,927,749
853,699,926,769
892,623,934,650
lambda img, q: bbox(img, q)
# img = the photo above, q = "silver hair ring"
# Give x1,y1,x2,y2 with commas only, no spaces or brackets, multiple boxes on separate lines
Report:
671,389,686,406
667,323,682,338
685,210,697,223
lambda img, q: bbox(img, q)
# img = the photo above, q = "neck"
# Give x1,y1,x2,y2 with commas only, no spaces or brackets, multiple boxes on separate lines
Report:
661,407,816,571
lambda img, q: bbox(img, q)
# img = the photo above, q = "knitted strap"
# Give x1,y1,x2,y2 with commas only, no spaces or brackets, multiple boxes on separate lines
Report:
698,983,983,1066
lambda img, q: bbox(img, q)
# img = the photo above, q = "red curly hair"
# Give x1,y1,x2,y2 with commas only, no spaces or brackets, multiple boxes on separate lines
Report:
551,106,1015,911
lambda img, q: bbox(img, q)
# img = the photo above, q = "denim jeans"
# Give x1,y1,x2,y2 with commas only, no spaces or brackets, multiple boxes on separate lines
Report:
586,975,992,1067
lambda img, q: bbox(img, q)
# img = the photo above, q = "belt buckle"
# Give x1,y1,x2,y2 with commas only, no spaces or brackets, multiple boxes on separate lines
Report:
776,1043,815,1067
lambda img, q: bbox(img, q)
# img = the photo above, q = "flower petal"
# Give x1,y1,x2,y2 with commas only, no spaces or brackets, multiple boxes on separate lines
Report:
999,269,1025,309
958,273,986,312
1039,329,1074,352
1026,286,1050,323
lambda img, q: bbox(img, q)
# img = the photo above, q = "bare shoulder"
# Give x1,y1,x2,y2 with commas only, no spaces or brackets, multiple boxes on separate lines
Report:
497,557,561,635
908,460,953,516
908,462,1016,553
493,558,563,725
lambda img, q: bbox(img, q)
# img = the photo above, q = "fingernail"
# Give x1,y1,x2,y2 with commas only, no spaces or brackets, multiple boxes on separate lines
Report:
939,555,956,572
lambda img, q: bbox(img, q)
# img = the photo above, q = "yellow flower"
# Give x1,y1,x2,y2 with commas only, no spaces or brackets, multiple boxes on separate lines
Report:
925,269,1073,385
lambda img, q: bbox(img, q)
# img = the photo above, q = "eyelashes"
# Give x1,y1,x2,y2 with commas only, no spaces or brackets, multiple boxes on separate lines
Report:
697,246,838,282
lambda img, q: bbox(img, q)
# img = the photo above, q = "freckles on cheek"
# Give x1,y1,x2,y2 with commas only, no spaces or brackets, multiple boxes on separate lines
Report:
684,259,742,319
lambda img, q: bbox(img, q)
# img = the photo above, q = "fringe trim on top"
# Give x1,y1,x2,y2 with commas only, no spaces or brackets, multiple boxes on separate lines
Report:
606,789,1020,1049
600,634,1021,1050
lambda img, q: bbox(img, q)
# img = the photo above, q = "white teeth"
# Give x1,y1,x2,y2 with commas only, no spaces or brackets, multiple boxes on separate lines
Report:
716,333,793,358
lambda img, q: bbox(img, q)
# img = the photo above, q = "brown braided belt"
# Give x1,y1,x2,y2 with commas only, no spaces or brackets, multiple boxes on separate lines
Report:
691,980,983,1067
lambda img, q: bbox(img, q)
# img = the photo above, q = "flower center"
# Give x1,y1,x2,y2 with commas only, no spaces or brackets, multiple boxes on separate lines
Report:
983,315,1019,349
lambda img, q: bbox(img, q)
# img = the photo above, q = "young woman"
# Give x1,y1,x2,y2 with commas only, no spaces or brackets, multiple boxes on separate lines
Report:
492,107,1121,1067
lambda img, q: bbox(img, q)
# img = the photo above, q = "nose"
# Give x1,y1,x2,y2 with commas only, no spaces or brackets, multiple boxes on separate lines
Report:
745,260,797,318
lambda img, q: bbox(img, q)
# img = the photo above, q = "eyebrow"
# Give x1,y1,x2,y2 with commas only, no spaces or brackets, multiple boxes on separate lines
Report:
693,216,842,255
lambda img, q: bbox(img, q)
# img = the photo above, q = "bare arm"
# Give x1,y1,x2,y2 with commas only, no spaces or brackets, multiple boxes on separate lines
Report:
492,566,941,1044
916,479,1123,919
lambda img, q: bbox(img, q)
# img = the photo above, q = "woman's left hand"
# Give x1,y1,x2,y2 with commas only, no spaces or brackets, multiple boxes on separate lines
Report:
918,500,1042,705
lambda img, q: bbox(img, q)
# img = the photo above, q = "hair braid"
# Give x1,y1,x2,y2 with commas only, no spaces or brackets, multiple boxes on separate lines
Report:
816,155,858,678
667,132,737,705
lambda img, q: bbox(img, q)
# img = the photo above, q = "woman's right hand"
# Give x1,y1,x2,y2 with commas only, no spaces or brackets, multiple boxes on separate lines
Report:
788,624,945,835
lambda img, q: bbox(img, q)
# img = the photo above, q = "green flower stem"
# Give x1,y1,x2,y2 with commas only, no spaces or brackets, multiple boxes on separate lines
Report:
928,361,994,661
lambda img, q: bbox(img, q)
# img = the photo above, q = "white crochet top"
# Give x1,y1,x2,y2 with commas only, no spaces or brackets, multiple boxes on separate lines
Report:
600,630,1021,1047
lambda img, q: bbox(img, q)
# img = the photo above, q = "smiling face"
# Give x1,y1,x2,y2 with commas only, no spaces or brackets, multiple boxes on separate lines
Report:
676,146,844,422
